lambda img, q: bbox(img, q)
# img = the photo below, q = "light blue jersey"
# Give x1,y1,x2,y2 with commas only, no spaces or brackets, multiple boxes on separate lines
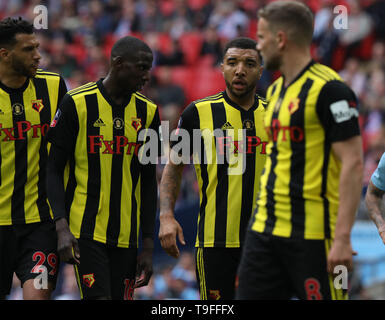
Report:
371,153,385,191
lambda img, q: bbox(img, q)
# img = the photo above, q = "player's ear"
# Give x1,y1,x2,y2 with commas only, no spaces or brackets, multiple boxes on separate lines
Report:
0,47,10,60
258,66,263,80
276,30,287,50
111,55,124,69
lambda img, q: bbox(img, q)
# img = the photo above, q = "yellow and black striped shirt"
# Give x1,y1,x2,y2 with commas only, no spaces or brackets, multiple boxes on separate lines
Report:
0,70,67,225
47,79,160,248
175,91,268,248
250,60,360,239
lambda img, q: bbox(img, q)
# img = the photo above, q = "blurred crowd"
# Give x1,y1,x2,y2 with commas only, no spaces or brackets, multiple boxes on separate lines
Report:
1,0,385,299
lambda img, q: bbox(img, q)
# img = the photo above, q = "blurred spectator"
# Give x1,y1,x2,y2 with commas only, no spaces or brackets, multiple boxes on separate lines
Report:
136,0,164,33
208,1,249,40
200,25,223,66
156,39,185,66
151,66,186,108
363,40,385,74
339,57,366,100
166,0,194,40
338,0,373,56
114,0,140,38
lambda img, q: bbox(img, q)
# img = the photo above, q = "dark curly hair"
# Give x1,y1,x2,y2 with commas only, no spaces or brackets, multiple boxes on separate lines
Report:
0,17,34,49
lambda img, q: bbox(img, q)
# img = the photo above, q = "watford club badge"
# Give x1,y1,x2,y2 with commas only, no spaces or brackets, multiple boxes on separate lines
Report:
209,290,221,300
288,98,300,114
31,99,44,113
131,117,142,131
83,273,95,288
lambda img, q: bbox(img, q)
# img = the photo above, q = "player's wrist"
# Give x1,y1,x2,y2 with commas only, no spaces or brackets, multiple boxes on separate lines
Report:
159,211,175,220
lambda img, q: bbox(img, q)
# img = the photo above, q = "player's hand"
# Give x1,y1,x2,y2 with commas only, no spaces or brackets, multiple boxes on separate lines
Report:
327,238,357,274
134,248,153,288
158,213,185,258
55,218,80,265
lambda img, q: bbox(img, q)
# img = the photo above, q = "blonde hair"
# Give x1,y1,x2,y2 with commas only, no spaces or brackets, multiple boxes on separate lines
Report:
258,1,314,47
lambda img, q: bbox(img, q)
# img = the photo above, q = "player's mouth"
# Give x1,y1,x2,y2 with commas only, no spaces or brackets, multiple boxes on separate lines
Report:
232,79,247,90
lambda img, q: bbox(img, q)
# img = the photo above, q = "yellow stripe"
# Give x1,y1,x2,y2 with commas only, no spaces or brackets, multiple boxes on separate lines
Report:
73,264,84,299
68,82,95,95
197,248,207,300
224,107,243,246
93,94,113,244
325,239,336,300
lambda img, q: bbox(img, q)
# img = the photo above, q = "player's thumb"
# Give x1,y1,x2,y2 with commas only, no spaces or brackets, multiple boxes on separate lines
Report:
178,226,186,246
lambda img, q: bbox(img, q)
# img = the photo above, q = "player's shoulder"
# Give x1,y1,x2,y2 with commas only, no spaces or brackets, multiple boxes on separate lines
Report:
134,91,157,110
193,91,224,108
35,69,61,79
308,62,342,84
67,82,98,99
256,94,267,109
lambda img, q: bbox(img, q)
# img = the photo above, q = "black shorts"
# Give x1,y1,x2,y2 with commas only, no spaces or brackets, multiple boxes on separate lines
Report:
195,247,241,300
236,230,348,300
74,238,138,300
0,221,59,295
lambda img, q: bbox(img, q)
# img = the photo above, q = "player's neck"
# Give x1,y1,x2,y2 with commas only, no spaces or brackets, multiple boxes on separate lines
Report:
0,64,27,89
280,49,312,88
102,76,132,106
226,88,256,111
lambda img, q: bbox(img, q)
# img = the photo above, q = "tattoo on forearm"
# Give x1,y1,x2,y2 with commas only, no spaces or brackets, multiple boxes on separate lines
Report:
159,165,183,213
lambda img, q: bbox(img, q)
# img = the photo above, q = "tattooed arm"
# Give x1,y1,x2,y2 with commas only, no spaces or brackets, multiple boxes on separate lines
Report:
158,160,186,258
365,181,385,243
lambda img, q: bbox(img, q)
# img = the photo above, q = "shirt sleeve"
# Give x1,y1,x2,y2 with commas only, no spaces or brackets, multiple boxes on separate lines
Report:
170,102,199,156
57,76,68,107
371,153,385,191
46,93,79,154
316,80,360,142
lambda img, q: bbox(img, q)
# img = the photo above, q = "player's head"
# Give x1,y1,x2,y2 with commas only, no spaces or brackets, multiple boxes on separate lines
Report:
221,37,263,99
0,17,40,77
110,36,153,93
257,1,314,70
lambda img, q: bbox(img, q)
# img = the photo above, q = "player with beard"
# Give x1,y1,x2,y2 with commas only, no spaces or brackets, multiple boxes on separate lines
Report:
0,17,67,299
158,37,268,300
236,1,363,300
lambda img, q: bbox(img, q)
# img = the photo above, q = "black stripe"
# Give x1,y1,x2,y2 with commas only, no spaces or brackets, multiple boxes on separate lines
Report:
211,102,228,247
321,143,331,238
106,106,125,246
65,156,77,214
80,94,100,237
10,91,27,224
289,78,314,238
239,108,257,244
33,77,52,221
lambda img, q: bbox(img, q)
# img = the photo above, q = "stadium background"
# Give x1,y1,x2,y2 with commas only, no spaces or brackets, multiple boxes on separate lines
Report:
1,0,385,300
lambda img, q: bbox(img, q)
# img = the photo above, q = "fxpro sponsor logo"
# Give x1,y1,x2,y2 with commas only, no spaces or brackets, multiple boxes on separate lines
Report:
0,121,49,141
84,121,267,175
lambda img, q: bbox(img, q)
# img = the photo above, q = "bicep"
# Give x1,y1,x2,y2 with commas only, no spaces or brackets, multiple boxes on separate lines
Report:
331,135,363,164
